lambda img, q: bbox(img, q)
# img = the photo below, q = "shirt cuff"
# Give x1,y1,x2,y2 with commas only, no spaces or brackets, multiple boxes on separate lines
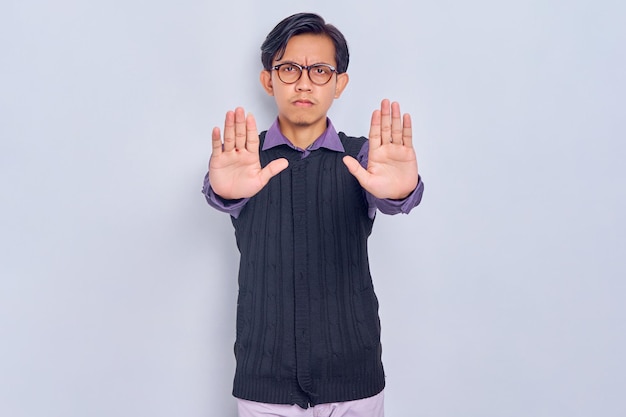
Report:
368,176,424,217
202,173,248,218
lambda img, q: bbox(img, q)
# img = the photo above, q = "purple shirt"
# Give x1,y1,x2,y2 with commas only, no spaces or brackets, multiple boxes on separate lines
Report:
203,118,424,219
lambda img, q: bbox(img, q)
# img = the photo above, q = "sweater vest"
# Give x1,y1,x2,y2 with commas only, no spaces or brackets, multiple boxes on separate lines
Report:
230,132,385,408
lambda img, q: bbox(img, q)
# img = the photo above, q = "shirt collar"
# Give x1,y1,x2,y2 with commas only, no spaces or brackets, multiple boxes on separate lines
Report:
262,118,345,154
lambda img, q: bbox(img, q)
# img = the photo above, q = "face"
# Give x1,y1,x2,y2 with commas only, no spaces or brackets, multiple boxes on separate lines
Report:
260,34,349,141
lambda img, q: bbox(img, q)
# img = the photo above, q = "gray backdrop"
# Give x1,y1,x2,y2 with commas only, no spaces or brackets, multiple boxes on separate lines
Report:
1,0,624,416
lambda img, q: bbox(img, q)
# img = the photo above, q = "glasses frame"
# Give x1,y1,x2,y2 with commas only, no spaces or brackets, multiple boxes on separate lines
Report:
271,62,338,86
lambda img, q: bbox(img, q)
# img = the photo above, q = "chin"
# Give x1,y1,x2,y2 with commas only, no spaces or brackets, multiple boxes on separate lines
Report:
293,119,314,127
279,110,325,130
290,113,323,127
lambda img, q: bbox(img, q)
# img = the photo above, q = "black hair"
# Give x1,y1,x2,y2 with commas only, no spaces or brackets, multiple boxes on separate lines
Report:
260,13,349,73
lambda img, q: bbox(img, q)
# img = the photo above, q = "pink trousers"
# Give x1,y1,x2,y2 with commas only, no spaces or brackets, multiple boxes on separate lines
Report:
236,390,384,417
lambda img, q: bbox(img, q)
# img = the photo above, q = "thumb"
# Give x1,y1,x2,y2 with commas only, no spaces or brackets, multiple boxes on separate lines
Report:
259,158,289,185
342,155,370,184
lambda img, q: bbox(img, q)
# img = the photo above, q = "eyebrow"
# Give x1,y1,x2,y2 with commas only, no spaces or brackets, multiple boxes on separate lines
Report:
275,60,334,66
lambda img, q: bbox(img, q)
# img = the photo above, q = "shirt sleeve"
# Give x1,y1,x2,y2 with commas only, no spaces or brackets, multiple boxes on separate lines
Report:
356,141,424,218
201,172,249,218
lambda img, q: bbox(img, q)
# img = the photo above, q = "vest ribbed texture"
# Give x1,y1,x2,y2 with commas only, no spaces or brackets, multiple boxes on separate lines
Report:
231,132,384,409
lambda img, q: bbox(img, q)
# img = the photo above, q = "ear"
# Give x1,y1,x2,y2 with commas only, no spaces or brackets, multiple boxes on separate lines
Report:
334,72,349,99
260,70,274,96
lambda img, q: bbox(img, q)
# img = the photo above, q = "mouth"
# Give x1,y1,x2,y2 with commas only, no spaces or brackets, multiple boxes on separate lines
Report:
293,99,314,107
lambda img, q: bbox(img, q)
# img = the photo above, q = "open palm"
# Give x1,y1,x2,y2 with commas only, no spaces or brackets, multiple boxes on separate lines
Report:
343,99,419,199
209,108,288,200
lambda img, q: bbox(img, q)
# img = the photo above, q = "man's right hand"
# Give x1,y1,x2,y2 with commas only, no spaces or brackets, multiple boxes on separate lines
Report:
209,107,289,200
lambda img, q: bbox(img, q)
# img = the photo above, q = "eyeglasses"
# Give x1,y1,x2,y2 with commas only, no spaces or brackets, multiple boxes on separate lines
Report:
271,62,338,86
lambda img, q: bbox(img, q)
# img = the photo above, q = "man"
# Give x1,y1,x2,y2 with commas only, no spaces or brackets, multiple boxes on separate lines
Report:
203,12,424,417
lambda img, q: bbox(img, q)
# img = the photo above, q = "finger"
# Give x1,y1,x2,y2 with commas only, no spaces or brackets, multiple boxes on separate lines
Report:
245,113,260,153
223,110,235,152
391,101,403,145
368,109,382,149
402,113,413,148
234,107,247,150
211,126,223,156
379,99,392,144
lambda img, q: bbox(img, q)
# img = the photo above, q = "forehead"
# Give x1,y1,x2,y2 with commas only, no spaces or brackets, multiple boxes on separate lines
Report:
276,34,336,65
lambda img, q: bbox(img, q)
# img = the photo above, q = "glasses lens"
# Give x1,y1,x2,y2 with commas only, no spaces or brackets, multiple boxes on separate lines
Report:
277,64,301,83
309,65,334,85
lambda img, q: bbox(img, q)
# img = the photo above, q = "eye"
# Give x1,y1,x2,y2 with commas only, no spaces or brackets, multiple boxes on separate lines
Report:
281,64,298,73
313,65,331,75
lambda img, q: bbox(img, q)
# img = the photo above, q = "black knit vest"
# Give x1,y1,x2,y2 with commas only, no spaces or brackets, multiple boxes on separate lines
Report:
231,132,385,408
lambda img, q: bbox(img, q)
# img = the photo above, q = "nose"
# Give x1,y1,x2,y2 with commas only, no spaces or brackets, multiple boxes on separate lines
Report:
295,69,312,91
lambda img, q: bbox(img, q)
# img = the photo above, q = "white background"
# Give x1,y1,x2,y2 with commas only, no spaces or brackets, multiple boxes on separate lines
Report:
1,1,625,416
